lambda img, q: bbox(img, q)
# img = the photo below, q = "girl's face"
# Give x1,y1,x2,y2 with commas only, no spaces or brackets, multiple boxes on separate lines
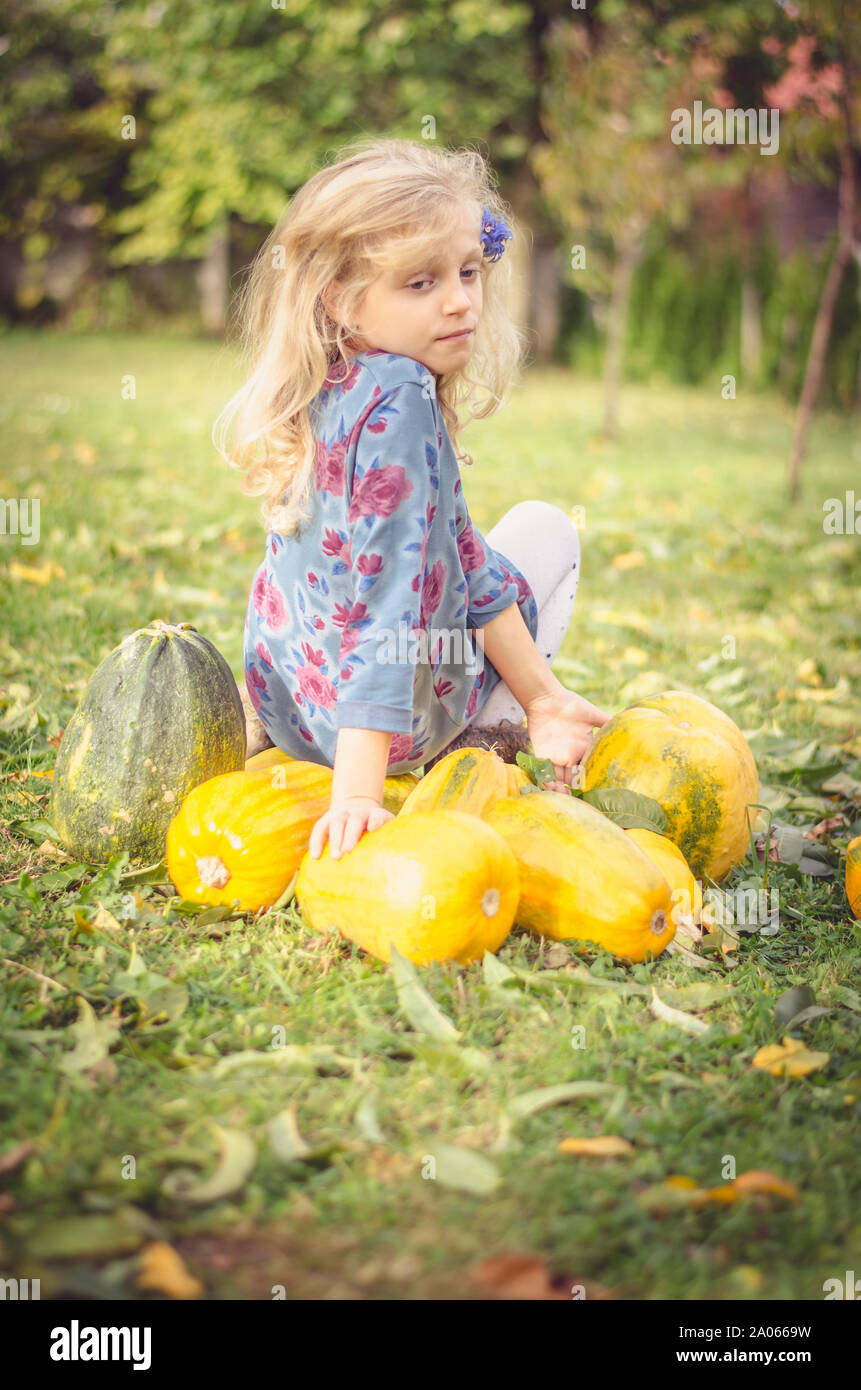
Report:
336,213,485,374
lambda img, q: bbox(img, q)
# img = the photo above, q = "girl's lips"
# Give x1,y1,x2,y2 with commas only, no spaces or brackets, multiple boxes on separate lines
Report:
438,329,474,340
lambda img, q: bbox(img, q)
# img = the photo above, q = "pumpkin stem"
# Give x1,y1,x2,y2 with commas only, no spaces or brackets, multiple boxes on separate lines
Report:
197,855,231,889
649,908,667,936
481,887,500,918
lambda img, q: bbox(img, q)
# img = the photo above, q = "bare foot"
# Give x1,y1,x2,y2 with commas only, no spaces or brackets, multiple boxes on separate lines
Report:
236,680,274,759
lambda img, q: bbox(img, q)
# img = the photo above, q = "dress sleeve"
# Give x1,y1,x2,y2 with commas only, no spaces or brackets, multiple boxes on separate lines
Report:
335,379,439,733
455,506,521,628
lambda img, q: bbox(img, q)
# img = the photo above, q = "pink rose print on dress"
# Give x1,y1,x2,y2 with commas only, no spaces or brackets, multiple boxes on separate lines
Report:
322,527,351,573
296,660,337,710
362,384,391,433
510,571,532,606
348,464,413,523
387,733,416,765
356,553,383,578
420,559,446,627
299,641,326,668
323,359,362,392
332,598,369,634
255,640,272,668
356,552,384,595
252,569,289,630
457,519,486,575
465,682,480,719
245,665,267,713
315,437,347,496
338,625,362,660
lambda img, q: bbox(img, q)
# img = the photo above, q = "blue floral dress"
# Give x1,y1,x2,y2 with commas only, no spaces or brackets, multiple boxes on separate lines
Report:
243,348,539,775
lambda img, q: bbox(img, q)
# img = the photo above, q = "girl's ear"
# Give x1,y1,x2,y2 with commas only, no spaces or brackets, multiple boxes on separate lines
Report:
321,279,344,324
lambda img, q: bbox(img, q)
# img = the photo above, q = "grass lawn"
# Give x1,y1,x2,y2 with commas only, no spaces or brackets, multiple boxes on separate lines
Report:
1,328,859,1301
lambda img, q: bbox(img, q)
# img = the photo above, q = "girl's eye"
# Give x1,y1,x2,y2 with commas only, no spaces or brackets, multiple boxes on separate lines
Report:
408,268,480,291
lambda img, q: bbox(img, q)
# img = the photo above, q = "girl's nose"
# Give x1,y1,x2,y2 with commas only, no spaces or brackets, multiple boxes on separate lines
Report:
442,278,472,313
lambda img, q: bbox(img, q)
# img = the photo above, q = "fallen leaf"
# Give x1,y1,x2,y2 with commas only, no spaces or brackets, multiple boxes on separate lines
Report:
58,997,122,1075
732,1169,798,1201
804,815,847,840
752,1036,829,1077
509,1081,620,1120
6,559,66,585
160,1126,257,1204
697,1185,739,1206
91,904,122,933
468,1253,570,1300
137,1241,204,1299
650,988,710,1035
557,1136,634,1157
390,946,461,1040
428,1142,500,1195
636,1181,705,1213
266,1105,312,1161
24,1207,158,1259
611,550,646,571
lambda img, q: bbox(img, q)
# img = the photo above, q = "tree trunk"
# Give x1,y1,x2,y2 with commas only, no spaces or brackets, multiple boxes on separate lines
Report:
197,216,230,337
741,274,762,381
788,145,856,501
602,218,644,439
854,244,861,411
505,163,562,363
532,238,562,362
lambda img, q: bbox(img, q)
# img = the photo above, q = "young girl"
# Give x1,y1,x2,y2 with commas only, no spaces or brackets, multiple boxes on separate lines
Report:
214,137,609,862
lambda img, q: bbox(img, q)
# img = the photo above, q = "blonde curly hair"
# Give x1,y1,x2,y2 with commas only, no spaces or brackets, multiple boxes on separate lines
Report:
213,135,529,537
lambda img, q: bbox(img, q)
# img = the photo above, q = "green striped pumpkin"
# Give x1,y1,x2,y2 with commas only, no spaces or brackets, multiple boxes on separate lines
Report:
50,620,246,865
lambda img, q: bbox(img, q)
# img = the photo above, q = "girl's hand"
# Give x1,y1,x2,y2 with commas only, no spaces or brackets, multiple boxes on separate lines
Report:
308,796,395,861
525,690,612,792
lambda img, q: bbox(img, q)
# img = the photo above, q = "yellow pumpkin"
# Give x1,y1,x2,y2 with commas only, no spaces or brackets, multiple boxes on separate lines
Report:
846,835,861,919
399,746,530,818
166,761,333,910
580,690,759,881
243,746,419,815
626,827,703,931
294,809,520,965
244,746,297,773
483,790,675,963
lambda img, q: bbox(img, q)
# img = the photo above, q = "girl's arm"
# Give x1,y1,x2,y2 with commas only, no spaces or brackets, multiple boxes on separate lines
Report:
472,602,564,710
475,602,610,779
307,727,395,861
331,726,392,805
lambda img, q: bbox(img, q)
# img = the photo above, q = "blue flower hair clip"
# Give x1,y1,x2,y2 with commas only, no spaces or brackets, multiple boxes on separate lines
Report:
480,204,513,262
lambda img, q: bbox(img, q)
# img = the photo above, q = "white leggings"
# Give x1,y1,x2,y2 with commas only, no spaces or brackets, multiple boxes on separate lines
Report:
469,500,580,727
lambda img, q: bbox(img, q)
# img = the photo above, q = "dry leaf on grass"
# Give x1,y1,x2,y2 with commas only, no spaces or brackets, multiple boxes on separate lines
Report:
752,1036,829,1077
137,1241,204,1299
639,1168,798,1213
468,1253,614,1300
557,1136,634,1157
